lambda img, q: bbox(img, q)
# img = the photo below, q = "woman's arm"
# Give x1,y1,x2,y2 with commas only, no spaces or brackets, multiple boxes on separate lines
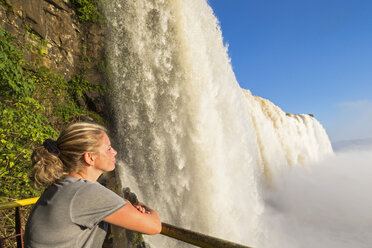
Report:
104,201,161,235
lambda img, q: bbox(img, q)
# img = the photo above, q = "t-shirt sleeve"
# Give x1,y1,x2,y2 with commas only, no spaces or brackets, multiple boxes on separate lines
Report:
70,182,127,228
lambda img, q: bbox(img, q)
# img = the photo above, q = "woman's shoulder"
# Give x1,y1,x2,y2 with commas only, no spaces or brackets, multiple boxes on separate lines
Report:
68,177,120,200
40,177,101,201
55,176,104,190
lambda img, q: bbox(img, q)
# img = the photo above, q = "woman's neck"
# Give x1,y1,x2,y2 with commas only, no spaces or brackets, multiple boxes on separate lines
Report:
68,171,100,182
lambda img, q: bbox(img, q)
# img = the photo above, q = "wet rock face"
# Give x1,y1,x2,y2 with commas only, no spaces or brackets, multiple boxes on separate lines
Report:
0,0,104,81
0,0,106,113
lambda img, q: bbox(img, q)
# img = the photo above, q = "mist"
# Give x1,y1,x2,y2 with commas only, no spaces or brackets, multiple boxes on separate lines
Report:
260,147,372,248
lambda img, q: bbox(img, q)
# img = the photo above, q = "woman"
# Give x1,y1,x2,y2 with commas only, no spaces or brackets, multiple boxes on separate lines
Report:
24,122,161,247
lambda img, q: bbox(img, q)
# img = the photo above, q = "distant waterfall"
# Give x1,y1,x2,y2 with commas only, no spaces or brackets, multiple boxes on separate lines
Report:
101,0,332,247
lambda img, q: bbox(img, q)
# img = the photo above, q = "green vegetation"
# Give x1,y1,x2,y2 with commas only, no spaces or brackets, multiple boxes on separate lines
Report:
0,26,104,202
68,74,103,98
37,39,48,56
0,28,34,97
0,0,12,10
0,98,58,199
71,0,102,23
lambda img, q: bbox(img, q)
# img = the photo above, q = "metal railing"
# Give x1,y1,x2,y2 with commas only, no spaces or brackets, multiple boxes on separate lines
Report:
0,198,39,248
0,197,252,248
161,222,252,248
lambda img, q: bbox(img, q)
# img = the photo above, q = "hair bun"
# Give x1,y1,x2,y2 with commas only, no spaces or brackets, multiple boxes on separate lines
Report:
43,139,60,155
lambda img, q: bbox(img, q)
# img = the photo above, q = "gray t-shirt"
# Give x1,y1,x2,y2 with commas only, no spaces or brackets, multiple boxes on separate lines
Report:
24,176,126,248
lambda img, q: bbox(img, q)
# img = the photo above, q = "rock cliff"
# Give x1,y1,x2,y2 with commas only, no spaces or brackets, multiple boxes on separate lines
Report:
0,0,106,112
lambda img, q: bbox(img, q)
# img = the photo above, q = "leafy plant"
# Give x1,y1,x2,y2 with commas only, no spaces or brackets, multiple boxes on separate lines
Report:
0,26,105,201
68,74,101,98
71,0,102,23
0,98,58,200
55,104,85,122
37,39,48,56
0,28,34,97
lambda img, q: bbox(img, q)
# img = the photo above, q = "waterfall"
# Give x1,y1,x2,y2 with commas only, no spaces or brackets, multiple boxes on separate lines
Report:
101,0,334,247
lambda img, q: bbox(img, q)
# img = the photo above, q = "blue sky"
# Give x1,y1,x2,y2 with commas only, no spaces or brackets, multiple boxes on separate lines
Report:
208,0,372,143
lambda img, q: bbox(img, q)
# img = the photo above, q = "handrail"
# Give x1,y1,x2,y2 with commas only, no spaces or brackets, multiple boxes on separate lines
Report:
161,222,252,248
0,197,253,248
0,197,39,210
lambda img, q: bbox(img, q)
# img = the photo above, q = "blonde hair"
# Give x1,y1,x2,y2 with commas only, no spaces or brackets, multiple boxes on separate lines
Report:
30,122,107,188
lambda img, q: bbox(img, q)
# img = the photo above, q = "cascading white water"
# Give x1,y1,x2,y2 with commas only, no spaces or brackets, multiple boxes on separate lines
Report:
101,0,337,247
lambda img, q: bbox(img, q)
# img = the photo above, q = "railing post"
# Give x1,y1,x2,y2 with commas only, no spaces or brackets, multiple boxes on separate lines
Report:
15,207,24,248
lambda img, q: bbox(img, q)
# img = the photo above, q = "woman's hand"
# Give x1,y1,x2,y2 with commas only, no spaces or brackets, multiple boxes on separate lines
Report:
134,202,151,214
104,200,161,235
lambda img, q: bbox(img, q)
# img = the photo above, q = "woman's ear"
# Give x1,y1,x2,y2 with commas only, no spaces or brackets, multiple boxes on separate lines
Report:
83,152,95,166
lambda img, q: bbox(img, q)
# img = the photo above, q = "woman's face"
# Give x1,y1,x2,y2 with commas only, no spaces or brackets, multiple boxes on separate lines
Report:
92,132,117,173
